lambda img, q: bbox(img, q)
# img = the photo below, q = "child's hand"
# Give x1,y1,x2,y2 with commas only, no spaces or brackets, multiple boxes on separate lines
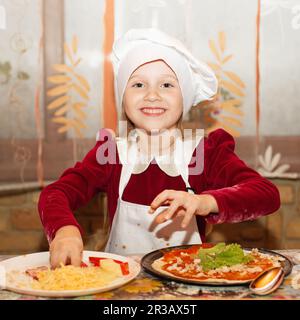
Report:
49,225,83,269
149,190,218,228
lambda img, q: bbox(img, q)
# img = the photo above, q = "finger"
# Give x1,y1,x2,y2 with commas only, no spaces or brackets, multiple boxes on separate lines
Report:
155,199,172,207
164,200,182,220
149,190,170,213
181,206,197,228
70,249,82,267
155,202,183,224
149,190,174,213
50,250,57,269
53,252,68,268
50,252,61,269
154,208,168,224
151,199,172,212
50,244,61,269
177,209,186,217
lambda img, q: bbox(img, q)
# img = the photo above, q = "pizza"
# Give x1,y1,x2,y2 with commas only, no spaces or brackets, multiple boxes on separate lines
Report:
151,243,286,284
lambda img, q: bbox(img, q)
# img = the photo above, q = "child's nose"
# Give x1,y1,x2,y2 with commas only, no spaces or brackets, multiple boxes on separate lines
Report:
144,88,162,101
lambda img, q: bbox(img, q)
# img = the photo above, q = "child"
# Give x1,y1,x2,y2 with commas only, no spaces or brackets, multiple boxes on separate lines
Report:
39,28,280,268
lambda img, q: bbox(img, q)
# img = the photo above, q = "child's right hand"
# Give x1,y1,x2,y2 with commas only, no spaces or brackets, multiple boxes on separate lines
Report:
49,225,83,269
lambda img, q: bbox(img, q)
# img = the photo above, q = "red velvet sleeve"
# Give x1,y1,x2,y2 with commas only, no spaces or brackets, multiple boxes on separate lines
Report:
201,129,280,224
38,129,114,242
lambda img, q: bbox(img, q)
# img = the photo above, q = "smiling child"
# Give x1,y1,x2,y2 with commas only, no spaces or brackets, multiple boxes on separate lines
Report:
38,29,280,268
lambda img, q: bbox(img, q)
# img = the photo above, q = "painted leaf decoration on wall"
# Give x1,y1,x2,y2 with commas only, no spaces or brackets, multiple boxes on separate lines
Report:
207,62,221,72
258,145,292,177
53,64,74,73
58,125,71,134
74,73,90,92
218,31,226,53
54,105,69,116
223,71,245,88
47,95,70,110
258,155,267,170
221,124,241,136
275,164,290,174
219,115,243,127
221,98,242,106
73,103,86,119
64,43,75,65
48,75,72,84
206,32,245,137
221,99,243,115
52,117,70,125
220,80,245,97
73,58,82,67
209,39,221,63
47,84,71,96
47,35,91,138
72,35,78,54
270,153,281,171
73,102,86,109
73,118,86,129
265,145,273,169
222,54,233,64
72,83,89,100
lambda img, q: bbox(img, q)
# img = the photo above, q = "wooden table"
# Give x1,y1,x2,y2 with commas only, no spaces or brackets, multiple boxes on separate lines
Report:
1,250,300,300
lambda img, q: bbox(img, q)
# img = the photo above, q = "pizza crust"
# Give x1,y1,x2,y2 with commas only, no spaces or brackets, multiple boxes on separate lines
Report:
151,257,250,284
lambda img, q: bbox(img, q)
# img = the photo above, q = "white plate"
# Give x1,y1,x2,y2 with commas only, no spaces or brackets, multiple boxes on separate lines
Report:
0,251,141,298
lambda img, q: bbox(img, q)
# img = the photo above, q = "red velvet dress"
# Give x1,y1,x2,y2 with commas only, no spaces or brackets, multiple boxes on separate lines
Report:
38,128,280,243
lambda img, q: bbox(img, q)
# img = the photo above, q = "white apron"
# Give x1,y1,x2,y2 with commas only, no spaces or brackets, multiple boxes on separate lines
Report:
104,132,203,255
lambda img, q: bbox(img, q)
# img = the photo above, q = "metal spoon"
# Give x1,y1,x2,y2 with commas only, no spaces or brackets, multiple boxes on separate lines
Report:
249,267,284,295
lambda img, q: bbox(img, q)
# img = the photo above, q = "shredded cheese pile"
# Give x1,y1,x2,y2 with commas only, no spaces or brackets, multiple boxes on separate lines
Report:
31,259,123,291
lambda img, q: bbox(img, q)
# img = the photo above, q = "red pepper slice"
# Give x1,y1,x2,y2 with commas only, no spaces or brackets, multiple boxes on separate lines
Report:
80,261,88,268
88,257,130,275
119,262,130,275
112,259,130,275
88,256,106,267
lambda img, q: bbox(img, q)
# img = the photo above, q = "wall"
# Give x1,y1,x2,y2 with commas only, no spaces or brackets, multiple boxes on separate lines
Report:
0,188,109,254
207,179,300,249
1,0,300,183
0,178,299,254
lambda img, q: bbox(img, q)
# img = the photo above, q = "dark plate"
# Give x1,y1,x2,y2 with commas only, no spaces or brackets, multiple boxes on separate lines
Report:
141,244,293,286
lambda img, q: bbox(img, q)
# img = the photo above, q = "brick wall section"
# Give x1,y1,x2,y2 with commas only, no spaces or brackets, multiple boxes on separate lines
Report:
0,191,109,254
207,179,300,249
0,192,48,254
0,178,299,254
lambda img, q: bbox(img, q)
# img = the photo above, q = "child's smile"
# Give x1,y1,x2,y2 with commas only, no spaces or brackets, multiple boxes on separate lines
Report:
140,106,167,116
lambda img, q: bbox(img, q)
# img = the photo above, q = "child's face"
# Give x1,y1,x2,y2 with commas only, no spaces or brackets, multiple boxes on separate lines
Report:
122,60,183,133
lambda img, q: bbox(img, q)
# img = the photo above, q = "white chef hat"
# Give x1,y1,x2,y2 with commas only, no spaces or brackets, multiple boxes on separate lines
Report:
111,28,218,117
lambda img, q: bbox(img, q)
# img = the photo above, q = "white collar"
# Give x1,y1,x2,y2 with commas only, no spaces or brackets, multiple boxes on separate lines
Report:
116,130,203,177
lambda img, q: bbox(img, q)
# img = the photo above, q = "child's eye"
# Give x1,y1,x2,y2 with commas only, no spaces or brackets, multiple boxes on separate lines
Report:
132,83,144,88
162,83,174,88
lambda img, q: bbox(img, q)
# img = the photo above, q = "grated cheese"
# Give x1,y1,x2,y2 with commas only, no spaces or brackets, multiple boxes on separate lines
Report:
30,259,124,291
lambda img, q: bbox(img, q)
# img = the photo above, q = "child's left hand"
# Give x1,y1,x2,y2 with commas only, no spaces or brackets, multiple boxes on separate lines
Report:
149,190,218,228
